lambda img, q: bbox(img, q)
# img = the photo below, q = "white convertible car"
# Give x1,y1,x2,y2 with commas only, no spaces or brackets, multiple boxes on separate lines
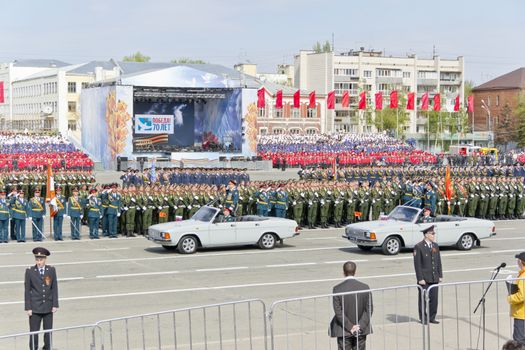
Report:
147,206,300,254
343,206,496,255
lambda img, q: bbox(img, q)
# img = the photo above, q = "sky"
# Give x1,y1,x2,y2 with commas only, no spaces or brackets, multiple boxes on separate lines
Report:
2,0,524,85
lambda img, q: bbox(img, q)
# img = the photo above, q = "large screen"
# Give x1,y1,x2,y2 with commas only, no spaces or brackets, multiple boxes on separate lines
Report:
132,88,242,153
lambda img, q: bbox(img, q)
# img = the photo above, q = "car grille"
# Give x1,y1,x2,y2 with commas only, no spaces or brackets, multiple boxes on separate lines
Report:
148,228,162,239
346,227,367,238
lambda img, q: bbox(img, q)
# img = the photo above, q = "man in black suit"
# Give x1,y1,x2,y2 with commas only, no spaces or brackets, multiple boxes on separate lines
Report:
24,247,59,350
413,225,443,324
329,261,373,350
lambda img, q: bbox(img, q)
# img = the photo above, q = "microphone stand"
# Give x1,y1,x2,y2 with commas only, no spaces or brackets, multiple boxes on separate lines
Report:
473,265,504,350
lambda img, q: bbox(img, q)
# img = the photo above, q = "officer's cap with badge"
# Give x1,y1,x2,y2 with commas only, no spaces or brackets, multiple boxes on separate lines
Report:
421,225,435,235
32,247,50,259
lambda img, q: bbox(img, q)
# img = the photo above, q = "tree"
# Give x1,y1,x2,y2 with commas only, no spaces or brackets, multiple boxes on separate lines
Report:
515,94,525,148
312,40,332,53
494,103,514,150
122,51,151,62
464,80,474,96
322,40,332,53
171,58,207,64
373,91,410,137
312,41,322,53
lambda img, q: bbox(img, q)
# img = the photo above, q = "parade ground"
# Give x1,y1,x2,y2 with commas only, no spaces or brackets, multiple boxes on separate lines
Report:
0,214,524,348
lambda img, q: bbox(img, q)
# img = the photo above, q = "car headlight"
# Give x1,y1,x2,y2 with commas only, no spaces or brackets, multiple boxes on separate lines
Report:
161,232,171,240
364,231,376,240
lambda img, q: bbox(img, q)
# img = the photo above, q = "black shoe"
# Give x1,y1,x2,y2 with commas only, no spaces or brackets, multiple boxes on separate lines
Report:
429,320,440,324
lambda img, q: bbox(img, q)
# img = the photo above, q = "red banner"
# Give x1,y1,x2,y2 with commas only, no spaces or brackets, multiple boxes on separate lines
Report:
454,95,460,112
421,93,429,111
389,90,398,109
358,91,366,110
467,95,474,113
257,88,265,108
293,90,300,108
433,93,441,111
327,90,335,110
341,91,350,108
275,90,283,109
375,92,383,110
406,92,415,110
0,81,4,104
308,91,316,108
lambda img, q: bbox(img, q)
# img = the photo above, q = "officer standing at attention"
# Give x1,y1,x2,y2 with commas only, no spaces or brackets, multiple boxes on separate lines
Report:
274,184,289,218
224,180,239,215
0,190,10,243
25,247,59,350
29,189,46,241
52,187,66,241
11,190,28,242
67,188,84,240
413,225,442,325
106,184,121,238
87,189,101,239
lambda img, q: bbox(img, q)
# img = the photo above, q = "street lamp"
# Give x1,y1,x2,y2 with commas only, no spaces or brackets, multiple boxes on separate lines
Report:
481,99,493,147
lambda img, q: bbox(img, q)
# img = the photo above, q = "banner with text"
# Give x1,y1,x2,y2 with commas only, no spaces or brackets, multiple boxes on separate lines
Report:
134,114,174,134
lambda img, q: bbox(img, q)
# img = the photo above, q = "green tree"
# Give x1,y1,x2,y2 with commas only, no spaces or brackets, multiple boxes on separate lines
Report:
515,94,525,148
171,58,207,64
494,103,514,150
312,41,322,53
312,40,331,53
122,51,151,62
373,92,410,137
464,80,474,96
322,40,332,53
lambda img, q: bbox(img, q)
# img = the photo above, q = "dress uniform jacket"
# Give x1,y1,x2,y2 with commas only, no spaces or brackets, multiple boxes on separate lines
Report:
413,240,443,283
24,265,59,313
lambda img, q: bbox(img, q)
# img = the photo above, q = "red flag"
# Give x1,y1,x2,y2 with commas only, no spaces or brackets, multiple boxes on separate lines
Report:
433,93,441,112
327,90,335,110
467,95,474,113
0,82,4,104
257,88,265,108
445,165,454,213
406,92,415,110
454,95,460,112
293,90,300,108
309,91,316,108
389,90,398,109
375,92,383,110
358,91,366,110
341,91,350,108
275,90,283,109
421,92,429,111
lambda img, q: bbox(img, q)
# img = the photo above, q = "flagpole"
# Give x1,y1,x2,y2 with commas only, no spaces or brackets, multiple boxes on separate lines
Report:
396,108,399,139
427,110,430,151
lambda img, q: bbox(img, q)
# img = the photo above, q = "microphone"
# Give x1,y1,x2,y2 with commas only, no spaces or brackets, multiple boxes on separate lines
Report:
495,262,506,270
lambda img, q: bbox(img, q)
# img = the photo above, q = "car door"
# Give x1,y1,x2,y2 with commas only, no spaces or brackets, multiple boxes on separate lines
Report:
233,219,264,244
433,221,458,246
209,220,237,246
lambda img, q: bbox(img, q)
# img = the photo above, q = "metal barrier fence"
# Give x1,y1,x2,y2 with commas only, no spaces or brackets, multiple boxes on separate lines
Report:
426,277,525,350
268,285,425,350
94,299,267,350
0,324,97,350
1,279,523,349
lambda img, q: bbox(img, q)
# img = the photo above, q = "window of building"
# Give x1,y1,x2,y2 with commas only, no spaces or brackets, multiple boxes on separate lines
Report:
258,108,266,118
272,128,284,135
292,108,300,118
305,128,318,135
68,120,77,131
273,107,283,118
403,71,411,78
377,83,390,92
307,108,317,118
81,82,89,89
259,128,268,135
496,95,500,106
334,68,357,76
68,82,77,94
68,101,77,113
364,84,372,91
289,128,301,134
363,70,372,78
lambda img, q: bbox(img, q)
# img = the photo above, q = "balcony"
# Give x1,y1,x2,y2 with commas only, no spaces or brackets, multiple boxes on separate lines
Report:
375,76,403,85
417,78,438,86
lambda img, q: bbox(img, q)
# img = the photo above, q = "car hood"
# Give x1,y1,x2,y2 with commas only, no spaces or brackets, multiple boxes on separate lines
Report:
346,219,411,232
149,220,205,232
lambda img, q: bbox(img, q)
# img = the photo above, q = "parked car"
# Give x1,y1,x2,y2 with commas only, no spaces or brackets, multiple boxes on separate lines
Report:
148,206,300,254
342,206,496,255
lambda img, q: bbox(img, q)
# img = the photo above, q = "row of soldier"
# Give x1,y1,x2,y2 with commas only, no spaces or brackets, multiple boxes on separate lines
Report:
120,167,250,187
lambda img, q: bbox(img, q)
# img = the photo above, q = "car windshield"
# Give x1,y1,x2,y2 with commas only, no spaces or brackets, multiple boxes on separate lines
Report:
191,207,218,222
388,206,419,222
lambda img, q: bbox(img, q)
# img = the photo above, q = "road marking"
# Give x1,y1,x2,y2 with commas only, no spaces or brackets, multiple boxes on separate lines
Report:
0,253,14,256
266,262,317,268
491,249,525,253
0,246,352,269
97,271,180,279
382,256,412,261
0,266,503,305
497,228,516,231
0,276,84,285
196,267,249,272
442,252,481,257
92,248,130,251
489,237,525,241
304,237,342,240
323,259,369,264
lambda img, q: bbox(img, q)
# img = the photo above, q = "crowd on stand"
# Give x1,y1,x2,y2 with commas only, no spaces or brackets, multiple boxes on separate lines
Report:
120,167,250,187
257,133,437,167
0,132,93,170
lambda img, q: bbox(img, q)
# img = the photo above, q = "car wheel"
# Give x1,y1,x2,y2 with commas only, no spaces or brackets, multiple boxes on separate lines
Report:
381,236,401,255
177,236,198,254
258,233,276,249
357,245,373,251
457,233,475,251
162,245,177,251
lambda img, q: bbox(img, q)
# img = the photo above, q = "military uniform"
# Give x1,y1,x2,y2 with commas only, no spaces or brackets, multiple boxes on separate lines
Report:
28,194,46,241
0,193,10,242
52,192,66,240
67,192,84,240
87,192,102,239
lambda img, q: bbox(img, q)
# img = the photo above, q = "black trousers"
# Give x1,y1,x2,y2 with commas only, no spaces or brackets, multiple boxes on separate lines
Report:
29,312,53,350
10,218,16,240
337,335,367,350
418,283,439,322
